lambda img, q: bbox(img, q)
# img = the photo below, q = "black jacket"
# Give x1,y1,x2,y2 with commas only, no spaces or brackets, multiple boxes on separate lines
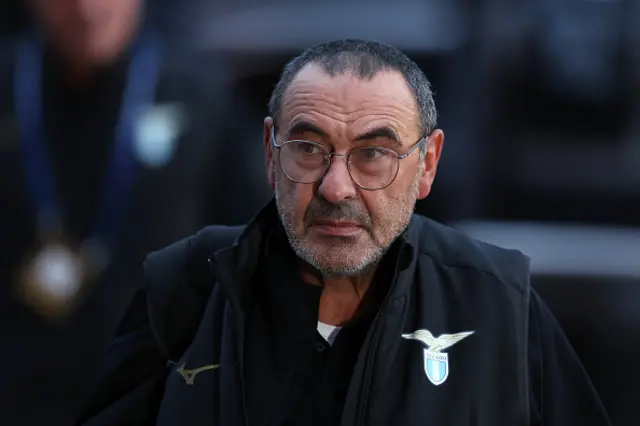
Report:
78,201,611,426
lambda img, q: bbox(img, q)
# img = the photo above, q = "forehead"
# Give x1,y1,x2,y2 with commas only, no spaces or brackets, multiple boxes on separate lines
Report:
279,64,420,138
31,0,136,14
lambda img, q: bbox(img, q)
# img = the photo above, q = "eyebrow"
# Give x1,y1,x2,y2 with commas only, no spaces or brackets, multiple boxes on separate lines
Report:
354,126,402,147
286,121,330,139
285,121,402,147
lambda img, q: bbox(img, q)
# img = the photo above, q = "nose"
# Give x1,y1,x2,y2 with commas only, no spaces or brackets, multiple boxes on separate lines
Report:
317,155,357,203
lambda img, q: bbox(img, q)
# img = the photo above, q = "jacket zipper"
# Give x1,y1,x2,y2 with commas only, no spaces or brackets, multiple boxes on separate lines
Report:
208,257,249,426
355,307,385,426
354,259,403,426
235,324,249,426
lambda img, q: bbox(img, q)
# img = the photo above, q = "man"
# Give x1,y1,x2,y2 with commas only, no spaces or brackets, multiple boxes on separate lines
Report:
78,39,611,425
0,0,237,424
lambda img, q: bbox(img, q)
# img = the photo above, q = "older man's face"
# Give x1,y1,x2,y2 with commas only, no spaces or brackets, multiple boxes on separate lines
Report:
264,64,443,277
29,0,142,65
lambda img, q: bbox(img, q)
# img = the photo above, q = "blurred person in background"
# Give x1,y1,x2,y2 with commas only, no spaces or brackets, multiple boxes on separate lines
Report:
0,0,236,424
78,39,610,426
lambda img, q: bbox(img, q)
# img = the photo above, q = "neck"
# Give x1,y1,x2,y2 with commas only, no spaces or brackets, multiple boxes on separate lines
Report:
301,263,378,326
52,40,132,89
64,59,95,88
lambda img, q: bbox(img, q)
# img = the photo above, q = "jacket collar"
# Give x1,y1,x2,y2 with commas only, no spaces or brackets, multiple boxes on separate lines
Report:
213,198,419,310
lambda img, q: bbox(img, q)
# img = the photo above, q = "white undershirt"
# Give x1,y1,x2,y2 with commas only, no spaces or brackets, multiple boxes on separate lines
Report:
317,321,342,346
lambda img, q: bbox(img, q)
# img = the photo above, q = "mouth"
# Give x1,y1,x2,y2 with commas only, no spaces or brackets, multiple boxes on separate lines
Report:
311,220,364,237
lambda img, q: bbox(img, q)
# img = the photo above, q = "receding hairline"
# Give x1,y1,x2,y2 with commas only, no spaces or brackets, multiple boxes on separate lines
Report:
286,60,411,84
276,63,420,125
268,40,438,135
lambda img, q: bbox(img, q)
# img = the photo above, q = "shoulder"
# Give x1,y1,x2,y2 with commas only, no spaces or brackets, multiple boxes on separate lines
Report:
408,215,531,293
0,39,19,153
0,37,16,72
0,38,17,112
143,224,245,290
526,288,611,424
142,225,244,356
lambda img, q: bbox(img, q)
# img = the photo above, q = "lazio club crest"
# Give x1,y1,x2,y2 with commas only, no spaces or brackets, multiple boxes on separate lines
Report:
402,329,474,386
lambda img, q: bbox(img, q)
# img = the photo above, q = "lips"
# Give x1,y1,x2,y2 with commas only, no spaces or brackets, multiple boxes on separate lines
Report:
311,220,364,237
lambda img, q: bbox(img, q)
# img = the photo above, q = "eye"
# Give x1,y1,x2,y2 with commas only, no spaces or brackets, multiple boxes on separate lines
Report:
292,141,325,156
354,147,391,162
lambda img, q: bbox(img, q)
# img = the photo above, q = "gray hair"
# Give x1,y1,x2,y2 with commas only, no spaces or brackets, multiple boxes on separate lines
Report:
268,38,438,137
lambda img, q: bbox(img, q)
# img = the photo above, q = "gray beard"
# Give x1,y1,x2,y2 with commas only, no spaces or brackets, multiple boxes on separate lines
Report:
289,233,386,278
273,170,418,278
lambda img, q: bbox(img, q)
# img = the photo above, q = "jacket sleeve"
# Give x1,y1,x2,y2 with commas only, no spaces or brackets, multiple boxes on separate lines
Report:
76,289,169,426
528,289,611,425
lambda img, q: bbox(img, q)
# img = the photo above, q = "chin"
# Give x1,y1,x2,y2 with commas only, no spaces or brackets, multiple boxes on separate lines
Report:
317,264,372,278
88,45,122,64
298,244,383,278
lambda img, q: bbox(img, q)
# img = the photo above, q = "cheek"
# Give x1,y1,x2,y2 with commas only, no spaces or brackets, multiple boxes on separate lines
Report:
39,7,72,35
361,177,411,217
88,3,137,45
361,180,417,231
362,193,391,225
276,174,315,220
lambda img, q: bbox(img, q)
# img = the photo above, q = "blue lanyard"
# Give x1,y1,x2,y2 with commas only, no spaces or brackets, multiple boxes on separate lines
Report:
14,34,160,252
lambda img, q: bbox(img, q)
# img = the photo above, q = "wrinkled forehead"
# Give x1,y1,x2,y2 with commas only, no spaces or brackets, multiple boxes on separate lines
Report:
278,64,421,141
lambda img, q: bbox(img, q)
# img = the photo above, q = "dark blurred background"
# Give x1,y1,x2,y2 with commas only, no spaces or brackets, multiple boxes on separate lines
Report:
1,0,639,425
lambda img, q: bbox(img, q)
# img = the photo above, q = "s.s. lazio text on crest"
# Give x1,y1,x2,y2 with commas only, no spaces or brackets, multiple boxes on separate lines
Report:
423,349,449,385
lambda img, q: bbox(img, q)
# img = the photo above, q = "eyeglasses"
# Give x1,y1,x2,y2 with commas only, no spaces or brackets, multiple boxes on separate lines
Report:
271,128,427,190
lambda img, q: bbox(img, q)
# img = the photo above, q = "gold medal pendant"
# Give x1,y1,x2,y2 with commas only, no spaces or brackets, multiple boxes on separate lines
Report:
17,238,90,322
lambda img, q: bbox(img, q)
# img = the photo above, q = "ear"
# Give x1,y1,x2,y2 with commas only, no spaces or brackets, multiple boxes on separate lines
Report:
417,129,444,200
264,117,276,190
